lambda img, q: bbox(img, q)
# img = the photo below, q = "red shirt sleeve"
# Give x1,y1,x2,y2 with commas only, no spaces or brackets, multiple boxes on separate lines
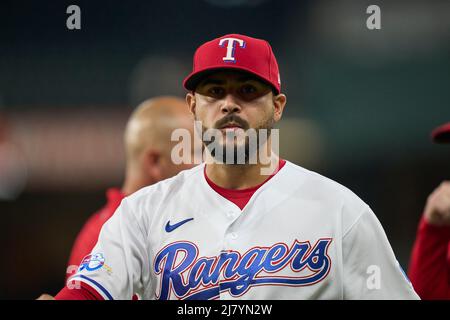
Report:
408,216,450,299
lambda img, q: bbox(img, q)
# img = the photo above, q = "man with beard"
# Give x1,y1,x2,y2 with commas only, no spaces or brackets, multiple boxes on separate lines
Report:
47,34,418,300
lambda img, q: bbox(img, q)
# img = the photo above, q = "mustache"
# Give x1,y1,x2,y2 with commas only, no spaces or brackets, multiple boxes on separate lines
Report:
214,114,249,130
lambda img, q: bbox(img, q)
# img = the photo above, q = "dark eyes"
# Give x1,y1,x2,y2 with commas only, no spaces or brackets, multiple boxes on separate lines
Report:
202,83,263,100
208,87,225,96
208,84,257,96
239,84,257,95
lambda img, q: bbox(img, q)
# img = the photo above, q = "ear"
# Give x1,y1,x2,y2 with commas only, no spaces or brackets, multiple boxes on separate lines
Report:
273,93,287,122
186,92,196,117
143,149,163,182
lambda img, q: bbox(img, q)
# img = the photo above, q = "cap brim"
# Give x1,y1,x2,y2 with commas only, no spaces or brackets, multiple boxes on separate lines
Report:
183,67,227,91
183,65,279,94
431,122,450,144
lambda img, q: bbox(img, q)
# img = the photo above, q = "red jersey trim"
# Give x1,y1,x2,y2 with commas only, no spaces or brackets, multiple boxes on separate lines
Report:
55,281,104,300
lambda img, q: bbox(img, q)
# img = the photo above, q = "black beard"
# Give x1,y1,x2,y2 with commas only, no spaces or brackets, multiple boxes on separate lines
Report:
207,135,250,165
202,124,274,165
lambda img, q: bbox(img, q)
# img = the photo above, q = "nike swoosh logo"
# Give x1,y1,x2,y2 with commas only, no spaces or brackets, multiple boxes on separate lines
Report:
165,218,194,233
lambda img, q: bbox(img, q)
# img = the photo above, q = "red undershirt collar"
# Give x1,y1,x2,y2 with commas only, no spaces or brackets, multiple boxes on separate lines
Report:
204,159,287,209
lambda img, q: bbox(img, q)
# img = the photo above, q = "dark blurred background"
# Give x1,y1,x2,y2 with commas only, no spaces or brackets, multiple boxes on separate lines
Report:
1,0,450,299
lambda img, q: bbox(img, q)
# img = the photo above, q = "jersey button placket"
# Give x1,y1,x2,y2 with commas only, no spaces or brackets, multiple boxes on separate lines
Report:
219,210,239,299
218,231,238,299
219,206,241,299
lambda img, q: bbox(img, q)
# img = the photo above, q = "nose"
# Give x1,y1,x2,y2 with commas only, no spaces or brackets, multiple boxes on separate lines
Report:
220,94,242,114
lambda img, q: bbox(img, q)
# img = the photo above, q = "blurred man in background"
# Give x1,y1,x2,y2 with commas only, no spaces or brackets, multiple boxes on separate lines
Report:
65,96,196,280
409,122,450,299
0,112,27,200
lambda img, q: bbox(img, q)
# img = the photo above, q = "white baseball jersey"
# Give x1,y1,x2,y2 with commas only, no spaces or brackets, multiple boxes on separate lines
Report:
70,161,419,300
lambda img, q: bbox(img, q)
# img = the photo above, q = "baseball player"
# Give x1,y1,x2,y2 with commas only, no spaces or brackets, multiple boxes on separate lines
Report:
48,34,418,300
408,122,450,299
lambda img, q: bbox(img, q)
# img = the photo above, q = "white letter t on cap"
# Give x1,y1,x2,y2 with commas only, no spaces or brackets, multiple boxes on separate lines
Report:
219,38,246,63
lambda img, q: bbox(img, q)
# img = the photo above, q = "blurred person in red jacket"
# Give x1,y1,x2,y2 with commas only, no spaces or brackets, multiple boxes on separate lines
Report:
65,96,197,281
408,122,450,299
